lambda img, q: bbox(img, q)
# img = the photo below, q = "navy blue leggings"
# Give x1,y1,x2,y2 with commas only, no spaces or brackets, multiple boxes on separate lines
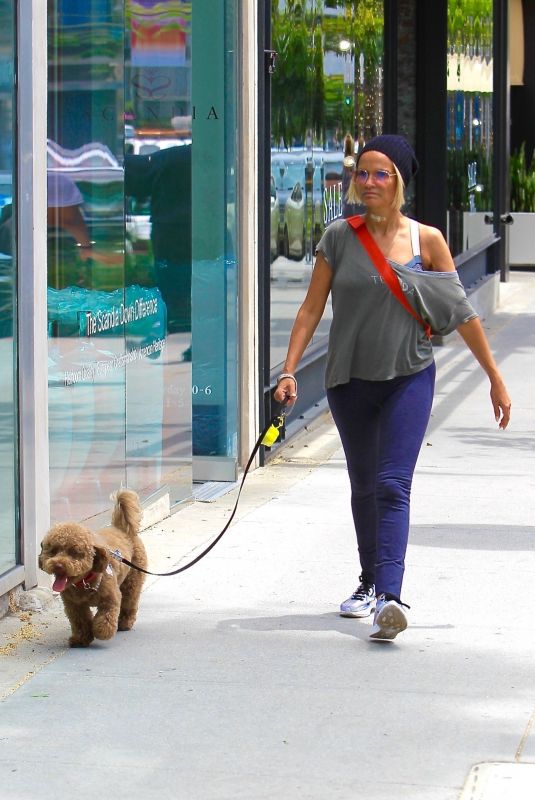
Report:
327,362,435,599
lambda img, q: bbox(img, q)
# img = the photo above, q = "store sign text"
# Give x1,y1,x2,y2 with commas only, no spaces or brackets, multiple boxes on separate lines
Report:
85,297,159,336
323,182,343,225
63,338,166,386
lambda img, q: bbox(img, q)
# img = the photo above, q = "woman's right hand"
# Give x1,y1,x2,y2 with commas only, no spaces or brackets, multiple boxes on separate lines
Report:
274,377,298,406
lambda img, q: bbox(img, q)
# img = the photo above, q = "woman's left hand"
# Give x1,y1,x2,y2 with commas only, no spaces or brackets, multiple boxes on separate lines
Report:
490,378,511,429
455,318,511,430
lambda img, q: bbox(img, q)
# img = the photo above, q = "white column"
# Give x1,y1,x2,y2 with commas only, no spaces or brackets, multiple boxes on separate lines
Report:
238,1,261,470
17,0,49,589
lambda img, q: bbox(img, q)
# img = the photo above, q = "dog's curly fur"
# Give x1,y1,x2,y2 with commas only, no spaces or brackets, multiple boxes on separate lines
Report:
39,489,147,647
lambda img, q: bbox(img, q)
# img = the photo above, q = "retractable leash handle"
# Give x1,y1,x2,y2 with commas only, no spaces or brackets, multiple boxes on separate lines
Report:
261,412,286,446
112,407,288,578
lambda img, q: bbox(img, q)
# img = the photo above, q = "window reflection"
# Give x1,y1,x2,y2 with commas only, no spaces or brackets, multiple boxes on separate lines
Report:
125,0,193,499
447,0,493,255
270,0,384,371
125,145,191,336
47,2,128,523
47,0,239,519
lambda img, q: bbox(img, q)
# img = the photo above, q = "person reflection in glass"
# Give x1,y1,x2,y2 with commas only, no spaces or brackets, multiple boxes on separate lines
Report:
342,133,359,219
125,143,192,349
47,171,123,280
0,173,89,256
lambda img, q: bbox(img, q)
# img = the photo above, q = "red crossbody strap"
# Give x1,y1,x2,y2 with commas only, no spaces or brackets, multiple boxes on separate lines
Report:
347,215,432,339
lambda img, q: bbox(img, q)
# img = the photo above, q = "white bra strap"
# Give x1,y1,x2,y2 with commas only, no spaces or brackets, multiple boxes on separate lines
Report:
409,218,421,256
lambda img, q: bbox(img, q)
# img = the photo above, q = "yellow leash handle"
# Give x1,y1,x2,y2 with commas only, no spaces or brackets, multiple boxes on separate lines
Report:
261,414,286,447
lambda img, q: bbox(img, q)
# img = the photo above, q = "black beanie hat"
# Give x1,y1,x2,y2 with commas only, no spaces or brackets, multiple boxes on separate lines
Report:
357,134,419,188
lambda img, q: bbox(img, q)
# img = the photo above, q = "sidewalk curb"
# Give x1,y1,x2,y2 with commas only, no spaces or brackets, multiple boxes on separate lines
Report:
459,763,535,800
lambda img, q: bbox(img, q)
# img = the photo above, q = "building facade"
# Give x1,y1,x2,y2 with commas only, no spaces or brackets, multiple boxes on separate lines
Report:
0,0,518,604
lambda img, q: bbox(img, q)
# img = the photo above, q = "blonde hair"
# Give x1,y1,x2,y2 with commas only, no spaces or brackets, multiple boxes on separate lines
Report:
346,162,406,211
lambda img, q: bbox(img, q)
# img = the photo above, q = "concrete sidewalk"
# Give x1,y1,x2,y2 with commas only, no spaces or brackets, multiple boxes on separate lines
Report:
1,273,535,800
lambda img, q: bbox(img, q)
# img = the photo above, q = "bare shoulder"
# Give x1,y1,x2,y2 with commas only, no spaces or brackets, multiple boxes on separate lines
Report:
418,223,445,245
418,223,456,271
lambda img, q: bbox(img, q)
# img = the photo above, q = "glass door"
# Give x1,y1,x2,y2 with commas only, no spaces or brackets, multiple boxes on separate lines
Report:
46,0,240,523
124,0,193,506
125,0,240,488
47,0,128,523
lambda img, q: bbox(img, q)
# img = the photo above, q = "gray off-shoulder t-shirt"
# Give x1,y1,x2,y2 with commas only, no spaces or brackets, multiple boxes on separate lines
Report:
316,219,478,386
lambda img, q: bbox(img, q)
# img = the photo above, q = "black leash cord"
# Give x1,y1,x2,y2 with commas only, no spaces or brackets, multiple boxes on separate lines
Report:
112,415,283,578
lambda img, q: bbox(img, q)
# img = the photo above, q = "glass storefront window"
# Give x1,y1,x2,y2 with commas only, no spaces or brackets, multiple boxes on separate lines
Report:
270,0,384,371
47,0,239,522
124,0,193,504
190,0,239,473
126,0,239,478
0,0,17,573
47,1,130,523
447,0,493,256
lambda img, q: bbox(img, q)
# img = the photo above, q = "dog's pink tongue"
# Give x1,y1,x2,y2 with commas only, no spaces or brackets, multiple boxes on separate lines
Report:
52,574,68,593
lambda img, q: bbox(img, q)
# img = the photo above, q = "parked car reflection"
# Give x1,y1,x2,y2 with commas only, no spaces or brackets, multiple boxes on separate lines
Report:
270,149,345,271
270,175,279,262
283,179,305,259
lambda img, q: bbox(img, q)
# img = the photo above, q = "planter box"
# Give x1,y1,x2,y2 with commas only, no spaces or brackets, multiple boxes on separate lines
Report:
446,212,492,253
460,212,535,268
509,212,535,267
462,211,492,251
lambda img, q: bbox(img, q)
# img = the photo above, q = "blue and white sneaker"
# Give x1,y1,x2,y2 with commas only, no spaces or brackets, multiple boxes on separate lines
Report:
340,578,376,618
369,594,408,641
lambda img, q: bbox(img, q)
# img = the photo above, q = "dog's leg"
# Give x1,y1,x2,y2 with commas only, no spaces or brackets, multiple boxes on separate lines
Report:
118,567,146,631
92,584,121,641
64,601,94,648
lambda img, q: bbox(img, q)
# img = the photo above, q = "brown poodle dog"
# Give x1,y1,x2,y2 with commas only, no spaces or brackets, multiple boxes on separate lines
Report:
39,489,147,647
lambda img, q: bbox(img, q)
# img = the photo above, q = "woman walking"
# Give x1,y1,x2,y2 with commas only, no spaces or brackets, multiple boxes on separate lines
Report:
274,135,511,641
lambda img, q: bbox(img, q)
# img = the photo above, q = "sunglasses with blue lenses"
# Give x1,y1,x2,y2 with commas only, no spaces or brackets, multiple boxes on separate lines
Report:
355,169,397,184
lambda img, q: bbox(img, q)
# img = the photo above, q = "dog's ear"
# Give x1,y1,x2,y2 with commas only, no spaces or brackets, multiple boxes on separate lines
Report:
92,545,109,573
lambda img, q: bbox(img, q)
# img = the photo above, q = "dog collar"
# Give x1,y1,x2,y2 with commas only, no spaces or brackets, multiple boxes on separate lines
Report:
73,571,101,591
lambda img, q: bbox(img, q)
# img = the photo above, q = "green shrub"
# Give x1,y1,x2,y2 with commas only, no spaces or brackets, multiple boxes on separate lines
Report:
511,143,535,213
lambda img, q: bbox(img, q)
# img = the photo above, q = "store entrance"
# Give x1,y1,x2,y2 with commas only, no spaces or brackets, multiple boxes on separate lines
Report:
46,0,239,526
46,1,192,525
